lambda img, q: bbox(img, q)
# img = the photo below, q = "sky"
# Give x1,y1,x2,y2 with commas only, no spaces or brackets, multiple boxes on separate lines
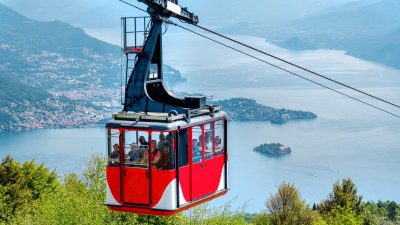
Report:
0,0,364,29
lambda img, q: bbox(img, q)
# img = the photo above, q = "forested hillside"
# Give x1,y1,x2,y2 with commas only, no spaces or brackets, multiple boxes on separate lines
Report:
0,3,186,131
1,155,399,225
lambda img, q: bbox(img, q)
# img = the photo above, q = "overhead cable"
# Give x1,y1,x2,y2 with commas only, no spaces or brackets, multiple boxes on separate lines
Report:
119,0,147,13
169,22,400,119
118,0,400,119
194,24,400,110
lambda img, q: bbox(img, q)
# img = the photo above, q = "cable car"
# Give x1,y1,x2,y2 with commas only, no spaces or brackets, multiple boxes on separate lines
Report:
105,1,228,216
105,110,228,216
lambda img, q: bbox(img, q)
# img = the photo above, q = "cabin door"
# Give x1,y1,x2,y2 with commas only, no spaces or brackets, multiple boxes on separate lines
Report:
121,131,150,205
190,125,206,200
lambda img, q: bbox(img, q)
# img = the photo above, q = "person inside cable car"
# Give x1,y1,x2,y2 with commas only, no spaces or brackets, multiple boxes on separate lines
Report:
192,139,201,163
158,132,166,149
139,136,149,149
204,132,214,159
127,143,143,162
215,136,223,156
108,144,120,166
141,140,161,167
157,143,171,170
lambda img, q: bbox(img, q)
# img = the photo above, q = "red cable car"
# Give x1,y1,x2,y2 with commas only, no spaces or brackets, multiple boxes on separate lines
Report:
105,111,228,216
105,1,228,216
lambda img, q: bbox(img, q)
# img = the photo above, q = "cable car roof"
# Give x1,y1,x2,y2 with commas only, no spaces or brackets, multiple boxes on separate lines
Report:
106,110,227,131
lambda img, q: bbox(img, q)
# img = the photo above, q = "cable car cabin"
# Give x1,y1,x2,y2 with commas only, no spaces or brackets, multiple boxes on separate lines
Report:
105,111,228,216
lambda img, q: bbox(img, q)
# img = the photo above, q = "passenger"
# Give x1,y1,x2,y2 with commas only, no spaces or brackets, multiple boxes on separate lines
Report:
139,136,149,149
151,140,161,167
157,144,171,170
215,136,223,155
108,144,120,166
158,132,166,149
204,134,214,159
141,140,161,167
192,139,201,163
127,143,142,162
198,135,202,147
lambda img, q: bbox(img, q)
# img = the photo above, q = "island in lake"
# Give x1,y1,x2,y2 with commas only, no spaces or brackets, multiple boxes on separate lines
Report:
254,143,292,157
212,98,316,124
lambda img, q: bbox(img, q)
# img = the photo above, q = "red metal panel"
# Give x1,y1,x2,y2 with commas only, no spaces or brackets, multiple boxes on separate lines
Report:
191,162,204,200
150,169,175,206
123,168,150,205
179,165,190,203
106,166,121,204
203,155,225,195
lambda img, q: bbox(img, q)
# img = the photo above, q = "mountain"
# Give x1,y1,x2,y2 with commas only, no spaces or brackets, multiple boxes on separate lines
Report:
220,0,400,69
0,3,186,131
355,29,400,68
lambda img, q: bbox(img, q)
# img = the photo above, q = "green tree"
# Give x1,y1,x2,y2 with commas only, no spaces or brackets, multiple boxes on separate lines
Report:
266,183,325,225
318,179,364,216
251,212,270,225
0,155,58,223
387,201,398,222
187,201,248,225
323,205,364,225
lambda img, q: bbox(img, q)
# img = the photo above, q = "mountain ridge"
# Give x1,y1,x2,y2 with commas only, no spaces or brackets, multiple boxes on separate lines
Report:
0,3,186,131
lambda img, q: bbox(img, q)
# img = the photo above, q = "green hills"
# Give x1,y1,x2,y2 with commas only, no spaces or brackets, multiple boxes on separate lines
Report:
0,3,186,131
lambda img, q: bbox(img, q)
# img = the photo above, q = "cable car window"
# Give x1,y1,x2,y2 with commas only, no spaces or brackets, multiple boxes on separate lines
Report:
192,126,202,164
178,129,189,167
124,131,149,168
151,132,175,170
204,123,214,160
215,120,225,156
107,129,120,166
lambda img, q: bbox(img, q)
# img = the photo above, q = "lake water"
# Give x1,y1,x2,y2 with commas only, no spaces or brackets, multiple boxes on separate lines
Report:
1,33,400,213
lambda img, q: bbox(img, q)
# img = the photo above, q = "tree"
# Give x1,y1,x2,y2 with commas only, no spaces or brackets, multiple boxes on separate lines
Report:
318,179,364,216
266,183,325,225
323,205,364,225
387,201,398,222
0,155,58,223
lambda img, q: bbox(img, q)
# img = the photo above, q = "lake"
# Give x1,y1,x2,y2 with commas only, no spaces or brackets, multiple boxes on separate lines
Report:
1,33,400,213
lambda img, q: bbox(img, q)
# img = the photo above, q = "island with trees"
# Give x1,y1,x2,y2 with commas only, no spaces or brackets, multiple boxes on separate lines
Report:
213,98,317,124
254,143,291,157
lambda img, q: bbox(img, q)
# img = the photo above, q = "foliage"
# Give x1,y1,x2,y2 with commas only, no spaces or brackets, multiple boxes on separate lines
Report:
318,178,364,216
323,205,364,225
251,212,270,225
187,201,248,225
0,155,58,223
2,154,400,225
266,182,324,225
387,201,398,222
365,201,399,225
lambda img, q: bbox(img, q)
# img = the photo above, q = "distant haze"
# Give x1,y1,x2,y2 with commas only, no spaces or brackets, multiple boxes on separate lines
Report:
0,0,363,28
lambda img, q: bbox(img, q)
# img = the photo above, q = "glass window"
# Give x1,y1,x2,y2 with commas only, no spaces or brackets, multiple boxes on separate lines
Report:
204,123,214,160
107,129,120,167
192,126,202,164
124,131,149,168
151,131,175,170
215,120,225,156
178,129,189,167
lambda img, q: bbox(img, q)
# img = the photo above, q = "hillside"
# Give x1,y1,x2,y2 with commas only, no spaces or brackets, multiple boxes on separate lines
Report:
213,98,316,124
0,3,186,131
220,0,400,69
